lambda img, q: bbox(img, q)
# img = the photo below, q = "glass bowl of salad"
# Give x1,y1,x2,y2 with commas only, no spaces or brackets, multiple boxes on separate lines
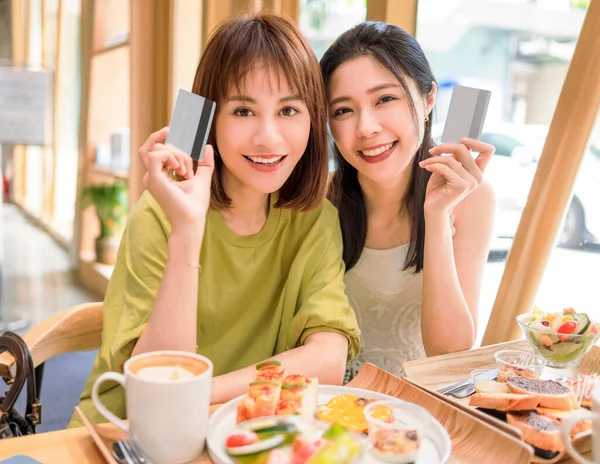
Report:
517,307,600,370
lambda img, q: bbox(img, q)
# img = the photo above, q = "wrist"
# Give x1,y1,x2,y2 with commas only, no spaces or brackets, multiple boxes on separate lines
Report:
424,208,452,233
211,376,223,404
424,204,449,221
170,220,205,242
168,225,204,258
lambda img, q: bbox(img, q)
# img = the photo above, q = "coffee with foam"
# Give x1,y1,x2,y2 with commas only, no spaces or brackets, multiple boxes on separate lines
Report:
129,353,208,381
136,365,195,381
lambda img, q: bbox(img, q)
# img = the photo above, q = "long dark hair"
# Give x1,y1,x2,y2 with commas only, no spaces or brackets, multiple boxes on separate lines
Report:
320,21,436,273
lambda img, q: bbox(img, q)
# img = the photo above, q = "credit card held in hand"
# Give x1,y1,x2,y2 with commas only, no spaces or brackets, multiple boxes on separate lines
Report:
166,89,216,161
441,85,491,144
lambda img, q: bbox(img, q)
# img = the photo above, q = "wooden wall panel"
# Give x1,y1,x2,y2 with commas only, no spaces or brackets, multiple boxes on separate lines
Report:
366,0,417,36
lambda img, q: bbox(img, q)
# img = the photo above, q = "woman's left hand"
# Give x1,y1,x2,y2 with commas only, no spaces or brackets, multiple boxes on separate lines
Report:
420,138,495,216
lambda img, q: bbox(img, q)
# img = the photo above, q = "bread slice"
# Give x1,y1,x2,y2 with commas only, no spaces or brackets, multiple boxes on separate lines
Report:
236,361,287,424
275,375,319,421
536,407,593,437
469,392,541,411
254,362,287,385
236,381,282,424
506,377,579,410
506,411,563,458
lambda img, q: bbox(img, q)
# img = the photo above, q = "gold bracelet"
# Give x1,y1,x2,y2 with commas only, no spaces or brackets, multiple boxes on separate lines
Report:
167,260,202,271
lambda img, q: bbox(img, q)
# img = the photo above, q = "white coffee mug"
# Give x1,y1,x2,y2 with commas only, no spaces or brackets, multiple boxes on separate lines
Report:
561,388,600,464
92,350,213,464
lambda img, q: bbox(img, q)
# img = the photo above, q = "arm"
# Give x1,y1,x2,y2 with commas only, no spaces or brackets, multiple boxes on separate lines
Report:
421,180,495,356
210,332,348,404
131,223,204,356
131,130,215,355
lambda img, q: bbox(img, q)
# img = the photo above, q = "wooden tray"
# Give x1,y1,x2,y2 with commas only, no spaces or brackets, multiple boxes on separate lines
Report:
79,362,533,464
345,363,532,463
402,339,600,463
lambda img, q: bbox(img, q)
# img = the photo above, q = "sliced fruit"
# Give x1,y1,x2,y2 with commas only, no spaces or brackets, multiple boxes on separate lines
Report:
226,430,260,449
290,438,324,464
226,434,285,456
563,307,577,316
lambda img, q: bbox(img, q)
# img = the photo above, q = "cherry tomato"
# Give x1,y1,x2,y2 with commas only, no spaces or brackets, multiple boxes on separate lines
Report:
590,323,599,335
225,430,259,449
557,321,577,342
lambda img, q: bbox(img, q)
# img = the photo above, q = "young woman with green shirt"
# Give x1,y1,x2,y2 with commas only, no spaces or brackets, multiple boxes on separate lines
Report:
70,12,360,427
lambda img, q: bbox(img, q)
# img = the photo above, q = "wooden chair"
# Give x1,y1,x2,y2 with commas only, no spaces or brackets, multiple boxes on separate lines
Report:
0,302,103,391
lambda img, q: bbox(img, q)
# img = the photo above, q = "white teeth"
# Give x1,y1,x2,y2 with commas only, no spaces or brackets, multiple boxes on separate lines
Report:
361,142,394,157
247,156,284,165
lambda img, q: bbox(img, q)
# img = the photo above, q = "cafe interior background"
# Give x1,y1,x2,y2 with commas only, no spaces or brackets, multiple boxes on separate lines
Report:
0,0,598,432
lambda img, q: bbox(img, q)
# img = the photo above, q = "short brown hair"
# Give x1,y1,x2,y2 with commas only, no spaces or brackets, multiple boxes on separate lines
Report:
192,11,328,212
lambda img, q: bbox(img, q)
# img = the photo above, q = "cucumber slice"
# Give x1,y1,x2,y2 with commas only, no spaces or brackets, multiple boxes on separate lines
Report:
256,360,281,370
281,384,307,390
249,381,277,387
239,418,299,444
575,313,591,335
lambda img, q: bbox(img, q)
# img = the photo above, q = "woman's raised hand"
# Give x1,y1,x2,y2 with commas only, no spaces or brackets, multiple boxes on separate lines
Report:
138,127,215,231
419,138,494,216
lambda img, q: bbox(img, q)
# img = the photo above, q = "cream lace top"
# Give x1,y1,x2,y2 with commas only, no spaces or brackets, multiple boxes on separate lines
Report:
344,217,455,380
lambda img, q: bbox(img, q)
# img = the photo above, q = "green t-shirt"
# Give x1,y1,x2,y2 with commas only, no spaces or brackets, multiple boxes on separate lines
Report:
69,191,360,427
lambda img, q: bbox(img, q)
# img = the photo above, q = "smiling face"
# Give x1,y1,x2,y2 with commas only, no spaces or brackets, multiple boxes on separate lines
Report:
327,56,435,185
215,67,311,196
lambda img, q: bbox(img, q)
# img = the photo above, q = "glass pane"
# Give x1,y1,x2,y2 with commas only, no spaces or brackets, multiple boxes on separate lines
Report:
52,0,81,241
23,0,44,217
416,0,595,345
535,110,600,321
299,0,367,60
299,0,367,172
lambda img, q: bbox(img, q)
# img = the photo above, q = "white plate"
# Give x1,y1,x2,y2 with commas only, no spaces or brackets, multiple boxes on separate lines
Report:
207,385,452,464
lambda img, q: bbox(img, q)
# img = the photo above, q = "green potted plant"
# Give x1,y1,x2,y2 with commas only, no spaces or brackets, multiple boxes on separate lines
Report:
82,182,128,264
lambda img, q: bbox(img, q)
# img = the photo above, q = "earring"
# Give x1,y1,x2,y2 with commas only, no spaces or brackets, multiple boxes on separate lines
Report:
424,115,429,123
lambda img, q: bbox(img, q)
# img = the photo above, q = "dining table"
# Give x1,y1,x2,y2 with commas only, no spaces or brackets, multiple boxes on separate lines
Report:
0,339,595,464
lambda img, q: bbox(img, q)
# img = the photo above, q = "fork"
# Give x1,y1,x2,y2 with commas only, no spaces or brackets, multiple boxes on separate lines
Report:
512,352,537,366
437,369,497,396
112,437,153,464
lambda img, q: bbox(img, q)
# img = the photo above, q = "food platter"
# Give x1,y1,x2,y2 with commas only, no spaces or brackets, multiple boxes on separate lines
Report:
206,385,452,464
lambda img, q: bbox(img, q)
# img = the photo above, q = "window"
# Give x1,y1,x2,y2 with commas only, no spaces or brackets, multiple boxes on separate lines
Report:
416,0,600,344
